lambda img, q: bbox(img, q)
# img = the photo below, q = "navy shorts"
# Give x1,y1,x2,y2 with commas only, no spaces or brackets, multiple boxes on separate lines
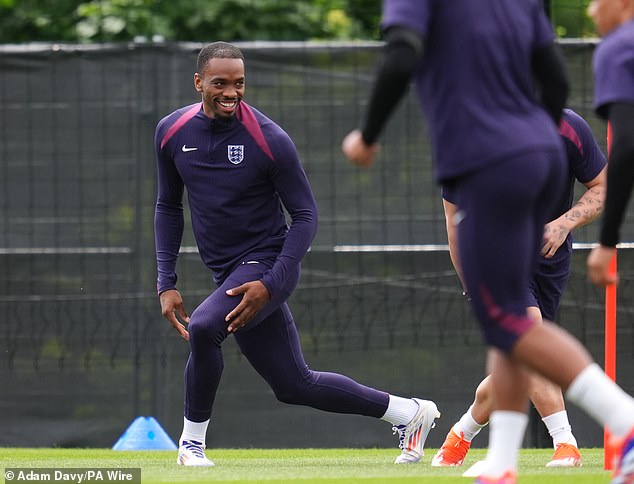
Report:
525,253,571,321
444,147,566,352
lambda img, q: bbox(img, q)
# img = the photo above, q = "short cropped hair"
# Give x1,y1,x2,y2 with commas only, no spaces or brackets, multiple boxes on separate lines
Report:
197,42,244,72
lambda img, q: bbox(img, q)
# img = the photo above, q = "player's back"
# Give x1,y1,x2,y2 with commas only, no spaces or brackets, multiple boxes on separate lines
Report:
383,0,563,181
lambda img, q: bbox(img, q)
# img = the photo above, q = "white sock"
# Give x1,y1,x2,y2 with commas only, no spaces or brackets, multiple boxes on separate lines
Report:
566,363,634,439
381,395,420,426
541,410,577,448
454,405,487,442
180,417,209,446
483,411,528,476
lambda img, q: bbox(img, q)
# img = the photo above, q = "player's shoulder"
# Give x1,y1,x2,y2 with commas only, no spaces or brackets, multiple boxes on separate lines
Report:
560,109,606,176
606,20,634,47
560,108,591,133
559,109,597,156
156,103,200,132
240,103,288,137
559,108,600,147
596,21,634,62
155,102,201,150
238,102,296,158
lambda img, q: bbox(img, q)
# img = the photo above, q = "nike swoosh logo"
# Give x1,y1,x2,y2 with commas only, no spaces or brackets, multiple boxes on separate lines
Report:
182,145,198,152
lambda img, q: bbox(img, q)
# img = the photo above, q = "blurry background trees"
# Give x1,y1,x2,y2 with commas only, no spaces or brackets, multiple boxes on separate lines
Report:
550,0,597,37
0,0,592,43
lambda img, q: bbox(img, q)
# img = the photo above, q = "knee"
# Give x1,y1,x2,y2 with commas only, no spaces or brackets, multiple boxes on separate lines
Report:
474,375,493,407
188,312,228,347
270,375,315,406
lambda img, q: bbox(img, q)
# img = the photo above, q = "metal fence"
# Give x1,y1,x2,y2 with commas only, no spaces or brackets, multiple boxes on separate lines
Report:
1,41,632,449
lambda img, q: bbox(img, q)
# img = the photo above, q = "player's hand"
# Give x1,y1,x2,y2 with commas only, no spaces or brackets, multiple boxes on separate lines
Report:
341,129,380,167
587,245,618,287
225,280,271,333
541,221,569,258
159,289,190,341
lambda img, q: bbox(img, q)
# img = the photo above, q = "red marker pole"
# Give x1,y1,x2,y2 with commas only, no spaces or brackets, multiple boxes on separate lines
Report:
604,122,617,470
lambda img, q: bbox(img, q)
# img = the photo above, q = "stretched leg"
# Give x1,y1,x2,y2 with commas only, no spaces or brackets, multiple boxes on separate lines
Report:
235,303,390,415
235,303,440,463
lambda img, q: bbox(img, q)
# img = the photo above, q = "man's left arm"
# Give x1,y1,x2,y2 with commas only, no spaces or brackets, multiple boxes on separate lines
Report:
542,167,607,258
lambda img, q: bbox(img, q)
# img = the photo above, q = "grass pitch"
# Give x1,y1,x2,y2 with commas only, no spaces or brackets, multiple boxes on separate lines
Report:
2,447,612,483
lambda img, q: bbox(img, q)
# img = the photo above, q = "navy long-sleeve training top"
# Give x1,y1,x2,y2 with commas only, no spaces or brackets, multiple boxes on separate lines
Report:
154,101,318,298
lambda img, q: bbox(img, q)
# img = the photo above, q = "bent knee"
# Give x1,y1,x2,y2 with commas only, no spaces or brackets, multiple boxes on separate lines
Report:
270,383,308,405
474,376,492,405
188,315,229,346
270,374,317,405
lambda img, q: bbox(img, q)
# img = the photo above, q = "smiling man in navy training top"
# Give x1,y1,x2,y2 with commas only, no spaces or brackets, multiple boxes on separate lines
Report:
154,41,440,467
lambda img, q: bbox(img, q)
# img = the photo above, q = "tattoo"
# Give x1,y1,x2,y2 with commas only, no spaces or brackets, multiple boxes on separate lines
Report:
559,185,605,229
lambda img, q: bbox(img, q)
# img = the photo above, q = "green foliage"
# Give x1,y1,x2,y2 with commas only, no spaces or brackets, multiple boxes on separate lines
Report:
0,0,82,42
345,0,382,39
157,0,326,42
75,0,158,41
0,0,596,44
0,0,383,43
549,0,597,37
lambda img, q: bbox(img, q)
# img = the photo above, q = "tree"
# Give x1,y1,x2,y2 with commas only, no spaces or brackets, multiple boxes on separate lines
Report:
0,0,594,44
549,0,597,38
0,0,82,42
0,0,383,43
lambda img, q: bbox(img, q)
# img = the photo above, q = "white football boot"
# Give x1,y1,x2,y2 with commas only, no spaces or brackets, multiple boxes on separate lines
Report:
393,398,440,464
177,439,215,467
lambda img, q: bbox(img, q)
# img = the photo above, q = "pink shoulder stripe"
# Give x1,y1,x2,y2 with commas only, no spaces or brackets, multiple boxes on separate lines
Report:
236,102,274,160
160,103,201,149
558,118,583,156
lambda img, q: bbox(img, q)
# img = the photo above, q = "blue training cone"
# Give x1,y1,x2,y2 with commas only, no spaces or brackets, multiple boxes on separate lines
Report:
113,416,177,450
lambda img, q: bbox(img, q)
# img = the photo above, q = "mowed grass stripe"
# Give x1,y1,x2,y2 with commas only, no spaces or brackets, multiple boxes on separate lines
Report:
1,447,611,483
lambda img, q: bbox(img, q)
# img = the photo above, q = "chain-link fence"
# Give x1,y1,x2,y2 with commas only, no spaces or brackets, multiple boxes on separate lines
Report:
1,39,632,449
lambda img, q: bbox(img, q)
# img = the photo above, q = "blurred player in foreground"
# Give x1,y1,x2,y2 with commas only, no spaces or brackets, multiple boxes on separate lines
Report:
154,41,439,468
586,0,634,291
435,109,606,471
341,1,634,483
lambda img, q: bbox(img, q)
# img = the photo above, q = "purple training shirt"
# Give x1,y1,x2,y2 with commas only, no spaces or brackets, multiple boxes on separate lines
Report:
154,102,318,298
381,0,562,182
593,19,634,119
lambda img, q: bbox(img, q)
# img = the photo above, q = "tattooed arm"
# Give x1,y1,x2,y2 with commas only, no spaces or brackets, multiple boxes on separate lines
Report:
541,166,607,258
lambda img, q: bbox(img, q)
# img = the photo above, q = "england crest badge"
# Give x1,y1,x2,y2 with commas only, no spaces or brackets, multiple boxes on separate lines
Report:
228,145,244,164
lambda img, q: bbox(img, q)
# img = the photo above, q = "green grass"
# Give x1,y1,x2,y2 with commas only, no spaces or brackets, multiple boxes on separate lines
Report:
1,448,612,483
